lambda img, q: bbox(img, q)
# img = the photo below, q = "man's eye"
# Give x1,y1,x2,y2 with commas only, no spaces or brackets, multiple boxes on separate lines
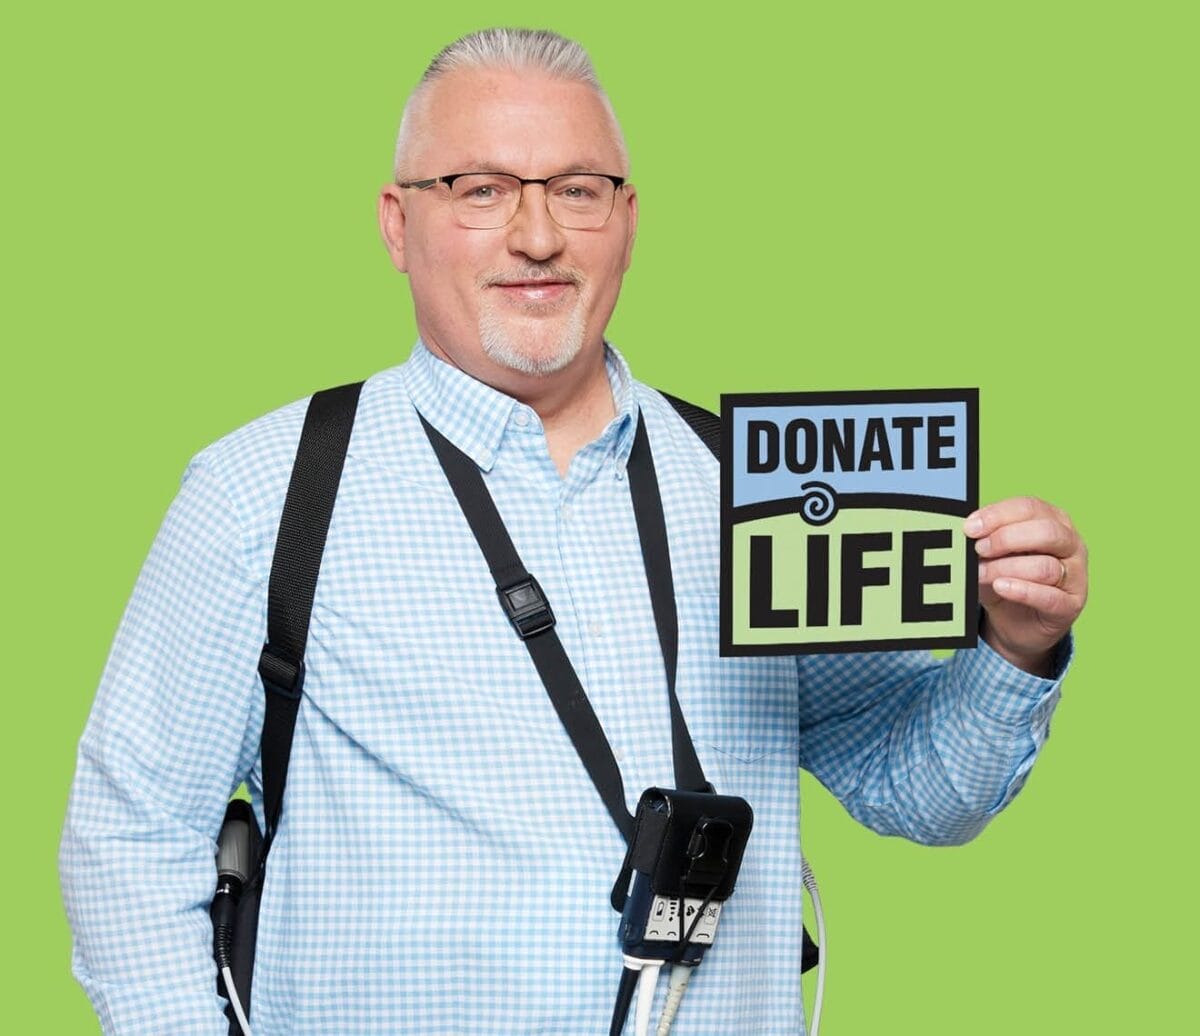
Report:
558,184,597,200
457,179,513,205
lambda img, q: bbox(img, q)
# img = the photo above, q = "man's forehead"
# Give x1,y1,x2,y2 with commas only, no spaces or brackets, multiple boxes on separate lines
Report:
423,65,599,107
407,67,627,174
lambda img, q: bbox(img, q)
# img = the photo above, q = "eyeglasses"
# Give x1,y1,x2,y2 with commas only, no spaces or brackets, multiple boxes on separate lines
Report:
397,172,626,230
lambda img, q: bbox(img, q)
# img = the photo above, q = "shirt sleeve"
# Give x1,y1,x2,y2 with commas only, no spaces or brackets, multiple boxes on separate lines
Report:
59,455,266,1034
796,632,1071,846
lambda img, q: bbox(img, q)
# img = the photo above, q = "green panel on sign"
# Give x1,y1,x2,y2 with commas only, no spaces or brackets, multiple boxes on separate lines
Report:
732,509,966,645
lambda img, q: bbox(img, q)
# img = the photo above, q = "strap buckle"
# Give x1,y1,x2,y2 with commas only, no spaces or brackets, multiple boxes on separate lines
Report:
258,645,305,700
497,576,556,639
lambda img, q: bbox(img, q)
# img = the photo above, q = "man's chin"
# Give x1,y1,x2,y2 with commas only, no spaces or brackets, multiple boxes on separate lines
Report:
483,340,582,377
479,314,588,378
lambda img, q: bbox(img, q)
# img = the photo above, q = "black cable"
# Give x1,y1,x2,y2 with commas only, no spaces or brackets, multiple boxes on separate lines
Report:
680,888,718,949
609,965,640,1036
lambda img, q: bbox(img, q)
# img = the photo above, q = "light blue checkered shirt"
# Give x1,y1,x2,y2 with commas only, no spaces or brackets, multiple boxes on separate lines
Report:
60,341,1069,1034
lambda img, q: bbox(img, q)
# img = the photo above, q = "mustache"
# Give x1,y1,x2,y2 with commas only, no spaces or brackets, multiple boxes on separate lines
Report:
480,263,583,288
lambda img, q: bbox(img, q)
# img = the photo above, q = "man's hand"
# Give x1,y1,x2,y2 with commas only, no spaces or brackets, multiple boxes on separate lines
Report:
964,496,1088,677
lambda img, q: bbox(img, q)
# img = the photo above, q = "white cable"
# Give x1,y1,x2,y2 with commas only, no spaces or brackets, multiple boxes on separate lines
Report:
221,965,254,1036
800,856,826,1036
655,963,693,1036
621,956,662,1036
634,960,662,1036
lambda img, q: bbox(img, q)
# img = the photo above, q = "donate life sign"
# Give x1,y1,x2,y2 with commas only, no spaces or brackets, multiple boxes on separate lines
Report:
720,390,979,655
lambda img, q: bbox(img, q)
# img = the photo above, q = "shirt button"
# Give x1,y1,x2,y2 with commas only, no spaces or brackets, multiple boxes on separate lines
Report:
513,409,530,428
613,465,625,481
561,503,573,521
477,447,494,467
589,621,603,638
613,747,625,763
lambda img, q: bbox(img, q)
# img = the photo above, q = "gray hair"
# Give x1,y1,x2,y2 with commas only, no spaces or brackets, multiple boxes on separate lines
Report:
392,27,628,179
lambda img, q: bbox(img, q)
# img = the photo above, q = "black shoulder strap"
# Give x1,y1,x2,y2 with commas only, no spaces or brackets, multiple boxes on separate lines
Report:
252,380,818,972
258,381,363,855
660,391,721,460
257,383,707,851
418,412,640,842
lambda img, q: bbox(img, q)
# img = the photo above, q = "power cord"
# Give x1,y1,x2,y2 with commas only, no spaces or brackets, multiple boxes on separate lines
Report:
212,893,254,1036
801,856,826,1036
219,965,254,1036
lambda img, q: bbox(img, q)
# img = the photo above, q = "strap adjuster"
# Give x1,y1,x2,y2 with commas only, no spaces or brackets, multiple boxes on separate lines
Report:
498,576,556,639
259,646,305,700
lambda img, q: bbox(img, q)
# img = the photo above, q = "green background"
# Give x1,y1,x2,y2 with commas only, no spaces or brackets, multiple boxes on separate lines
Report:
4,1,1193,1031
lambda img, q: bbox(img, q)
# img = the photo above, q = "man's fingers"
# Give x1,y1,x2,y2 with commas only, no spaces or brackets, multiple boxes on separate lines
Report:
964,496,1050,537
1051,504,1075,532
989,576,1078,621
979,555,1069,589
973,517,1078,560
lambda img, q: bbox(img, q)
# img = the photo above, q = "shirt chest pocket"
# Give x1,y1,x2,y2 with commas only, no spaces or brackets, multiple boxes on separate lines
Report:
675,591,800,765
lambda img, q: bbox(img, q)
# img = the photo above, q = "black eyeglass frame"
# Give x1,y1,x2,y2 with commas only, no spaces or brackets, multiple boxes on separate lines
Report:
396,172,628,229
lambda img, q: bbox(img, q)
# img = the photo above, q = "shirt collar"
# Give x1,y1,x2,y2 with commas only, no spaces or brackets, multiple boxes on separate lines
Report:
398,339,639,473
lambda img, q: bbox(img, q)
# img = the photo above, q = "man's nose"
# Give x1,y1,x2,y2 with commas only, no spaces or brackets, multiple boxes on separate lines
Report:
505,184,567,261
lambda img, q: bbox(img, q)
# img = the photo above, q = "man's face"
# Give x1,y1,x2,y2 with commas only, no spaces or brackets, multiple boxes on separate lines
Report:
379,68,637,385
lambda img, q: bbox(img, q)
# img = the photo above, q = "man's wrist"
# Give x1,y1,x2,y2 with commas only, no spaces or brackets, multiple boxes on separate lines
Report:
979,613,1059,678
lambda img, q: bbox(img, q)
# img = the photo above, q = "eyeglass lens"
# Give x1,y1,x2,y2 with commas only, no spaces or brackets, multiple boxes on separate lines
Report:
448,174,617,229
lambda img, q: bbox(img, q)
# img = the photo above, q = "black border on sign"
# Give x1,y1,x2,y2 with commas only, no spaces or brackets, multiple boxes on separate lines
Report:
719,388,980,657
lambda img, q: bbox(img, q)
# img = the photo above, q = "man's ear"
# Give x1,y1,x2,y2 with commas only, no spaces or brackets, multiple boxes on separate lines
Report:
621,182,638,272
378,183,408,272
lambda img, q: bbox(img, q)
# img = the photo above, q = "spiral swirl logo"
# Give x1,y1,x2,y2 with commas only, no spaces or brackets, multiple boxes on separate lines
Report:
798,482,838,526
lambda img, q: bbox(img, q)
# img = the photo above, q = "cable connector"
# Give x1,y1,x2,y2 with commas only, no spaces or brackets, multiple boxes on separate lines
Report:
213,810,255,1036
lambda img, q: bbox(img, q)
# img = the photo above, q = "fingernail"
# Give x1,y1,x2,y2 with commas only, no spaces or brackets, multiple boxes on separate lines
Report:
975,537,991,555
994,577,1011,592
964,516,984,536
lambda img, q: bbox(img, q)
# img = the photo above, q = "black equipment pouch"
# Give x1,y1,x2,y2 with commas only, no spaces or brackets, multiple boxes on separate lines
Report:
614,788,754,909
612,788,753,964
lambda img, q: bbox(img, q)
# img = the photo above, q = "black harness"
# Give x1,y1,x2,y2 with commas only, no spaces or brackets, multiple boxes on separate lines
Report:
212,382,817,1035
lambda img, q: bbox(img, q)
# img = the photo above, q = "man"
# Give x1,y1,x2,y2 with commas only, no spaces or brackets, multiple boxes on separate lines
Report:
60,27,1088,1035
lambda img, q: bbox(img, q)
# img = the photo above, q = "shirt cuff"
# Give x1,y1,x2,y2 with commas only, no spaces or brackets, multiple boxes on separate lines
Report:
943,628,1073,815
948,627,1073,728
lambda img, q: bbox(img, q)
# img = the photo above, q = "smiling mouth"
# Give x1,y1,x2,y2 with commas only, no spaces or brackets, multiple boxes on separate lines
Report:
490,279,576,304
